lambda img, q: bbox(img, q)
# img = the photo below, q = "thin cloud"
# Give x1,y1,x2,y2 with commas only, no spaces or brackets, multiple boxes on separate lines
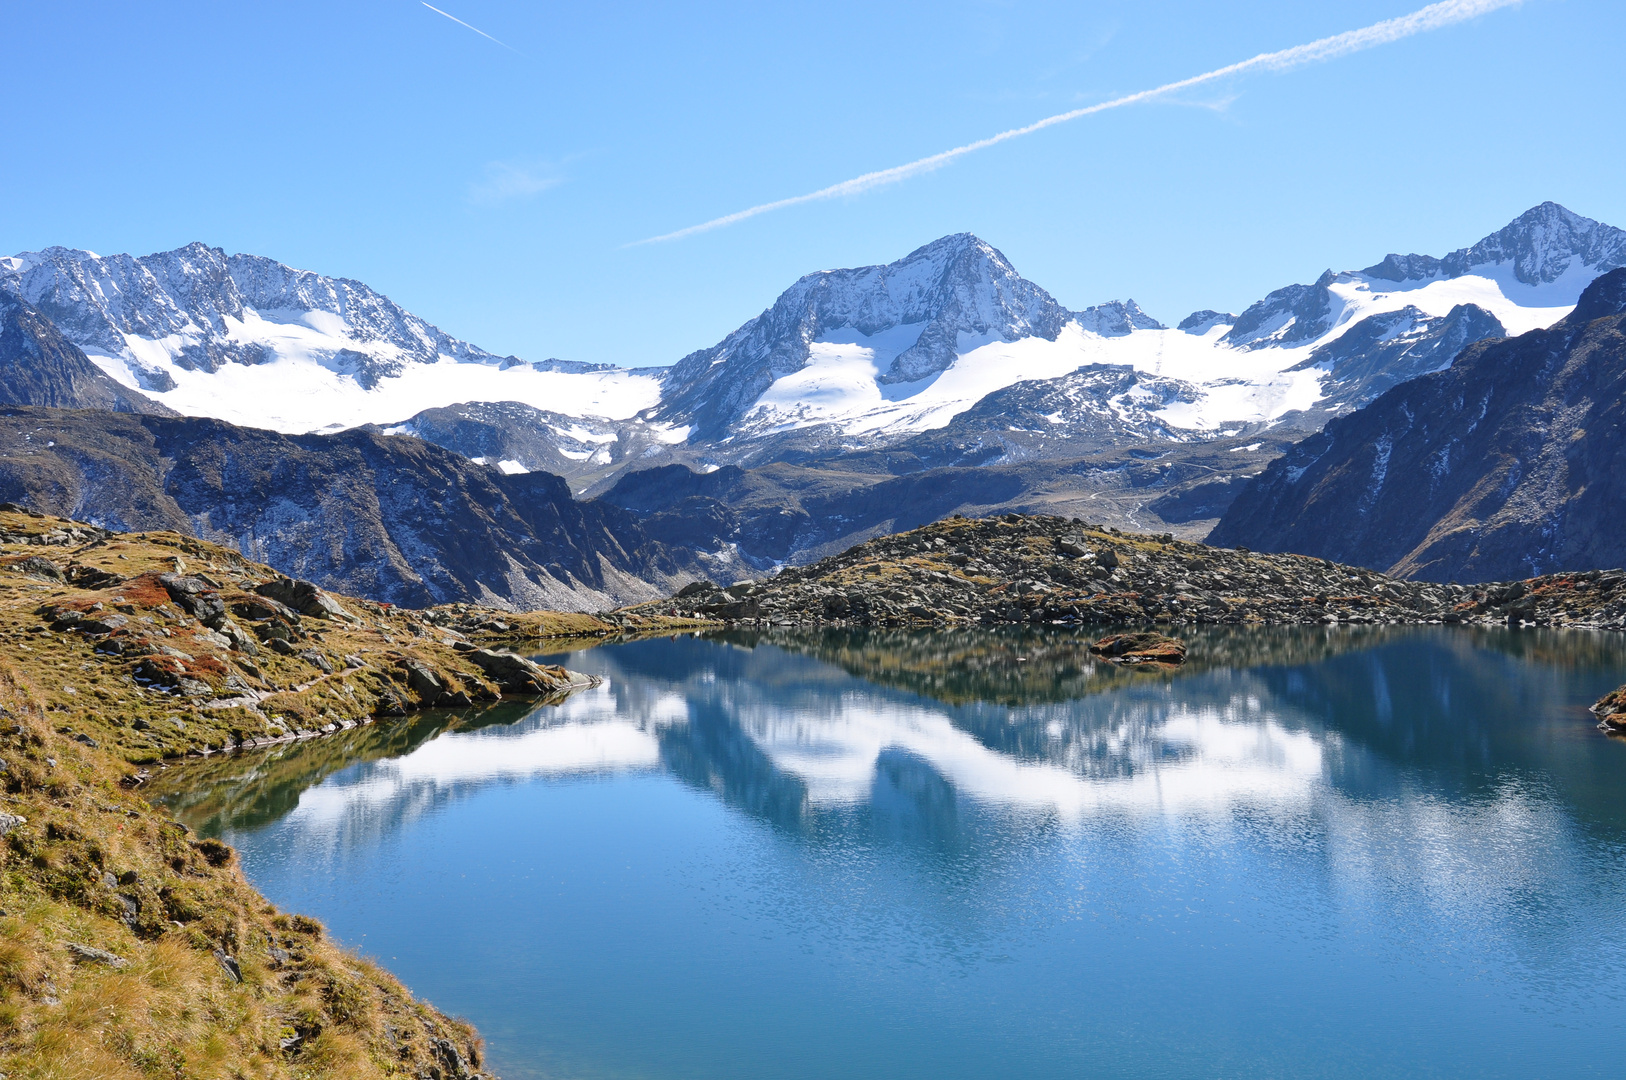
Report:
468,160,563,205
421,2,523,55
633,0,1522,245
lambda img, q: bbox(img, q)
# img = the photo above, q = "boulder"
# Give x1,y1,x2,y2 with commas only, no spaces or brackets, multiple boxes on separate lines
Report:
76,613,128,636
464,649,579,693
399,659,444,697
159,573,229,627
14,555,61,579
233,597,299,623
255,577,356,622
297,650,334,675
65,942,128,969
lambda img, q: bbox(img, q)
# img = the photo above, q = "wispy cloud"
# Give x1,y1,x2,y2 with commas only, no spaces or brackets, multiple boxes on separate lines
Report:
633,0,1522,245
468,160,562,205
421,2,523,55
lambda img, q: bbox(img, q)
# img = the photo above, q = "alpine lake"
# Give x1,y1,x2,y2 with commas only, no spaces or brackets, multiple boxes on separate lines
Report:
149,625,1626,1079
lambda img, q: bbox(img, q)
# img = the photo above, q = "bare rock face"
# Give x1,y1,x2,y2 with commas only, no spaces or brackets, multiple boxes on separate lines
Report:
1210,268,1626,583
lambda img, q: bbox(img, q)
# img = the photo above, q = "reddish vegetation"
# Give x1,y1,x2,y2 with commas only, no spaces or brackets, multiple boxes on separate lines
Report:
1088,632,1188,665
117,572,175,608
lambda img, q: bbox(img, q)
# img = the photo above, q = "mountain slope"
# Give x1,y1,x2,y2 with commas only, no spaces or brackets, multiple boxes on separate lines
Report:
0,292,174,414
1208,269,1626,582
0,406,697,609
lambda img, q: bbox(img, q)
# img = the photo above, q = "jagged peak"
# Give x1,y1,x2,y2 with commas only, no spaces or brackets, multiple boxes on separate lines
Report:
1362,202,1626,286
1072,299,1165,335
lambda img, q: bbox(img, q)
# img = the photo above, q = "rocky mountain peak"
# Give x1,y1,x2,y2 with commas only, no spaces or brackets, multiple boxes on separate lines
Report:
1220,271,1339,350
1362,202,1626,285
1073,299,1165,336
656,233,1070,436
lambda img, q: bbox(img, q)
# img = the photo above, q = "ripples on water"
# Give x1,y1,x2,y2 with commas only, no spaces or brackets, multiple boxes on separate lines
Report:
153,626,1626,1079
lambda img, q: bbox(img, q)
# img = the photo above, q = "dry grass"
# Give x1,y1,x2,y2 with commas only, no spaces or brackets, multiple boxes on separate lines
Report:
0,508,594,1077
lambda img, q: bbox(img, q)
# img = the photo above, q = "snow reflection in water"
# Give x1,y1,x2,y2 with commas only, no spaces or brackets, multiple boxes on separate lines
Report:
152,627,1626,1080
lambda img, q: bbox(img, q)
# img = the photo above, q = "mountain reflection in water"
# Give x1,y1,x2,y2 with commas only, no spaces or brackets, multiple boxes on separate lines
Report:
156,625,1626,850
150,626,1626,1080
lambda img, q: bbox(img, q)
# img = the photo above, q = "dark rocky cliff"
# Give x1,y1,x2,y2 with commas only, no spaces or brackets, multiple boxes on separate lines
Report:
0,407,696,610
1208,269,1626,582
0,292,174,414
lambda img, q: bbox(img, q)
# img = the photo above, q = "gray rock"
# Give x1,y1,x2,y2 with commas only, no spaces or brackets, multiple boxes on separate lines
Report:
297,650,334,675
255,578,357,622
64,942,128,969
400,660,443,697
464,649,574,693
14,555,62,579
213,949,242,984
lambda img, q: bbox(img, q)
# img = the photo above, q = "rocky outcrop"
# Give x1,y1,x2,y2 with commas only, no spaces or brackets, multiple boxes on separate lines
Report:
629,513,1626,632
1592,685,1626,733
1209,269,1626,582
1088,632,1186,665
462,649,592,694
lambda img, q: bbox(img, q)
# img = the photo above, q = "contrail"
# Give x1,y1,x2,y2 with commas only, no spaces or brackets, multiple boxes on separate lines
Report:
421,2,522,54
635,0,1520,245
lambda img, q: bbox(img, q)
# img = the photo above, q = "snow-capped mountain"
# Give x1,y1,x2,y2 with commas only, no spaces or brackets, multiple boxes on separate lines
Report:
649,203,1624,456
654,234,1179,442
0,243,665,433
5,203,1622,485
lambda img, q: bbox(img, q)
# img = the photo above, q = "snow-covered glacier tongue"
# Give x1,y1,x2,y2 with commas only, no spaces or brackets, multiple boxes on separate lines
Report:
0,242,664,433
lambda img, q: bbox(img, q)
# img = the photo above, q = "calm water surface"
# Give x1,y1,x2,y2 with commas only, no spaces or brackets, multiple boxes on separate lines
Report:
155,627,1626,1079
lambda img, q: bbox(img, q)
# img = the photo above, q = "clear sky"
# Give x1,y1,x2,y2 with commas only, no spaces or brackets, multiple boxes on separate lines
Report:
2,0,1620,367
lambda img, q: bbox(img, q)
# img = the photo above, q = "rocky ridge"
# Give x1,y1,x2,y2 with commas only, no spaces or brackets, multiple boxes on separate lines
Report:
629,513,1626,632
0,405,702,612
0,292,174,415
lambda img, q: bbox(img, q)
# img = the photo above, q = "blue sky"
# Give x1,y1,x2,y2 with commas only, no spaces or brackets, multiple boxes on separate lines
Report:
2,0,1619,367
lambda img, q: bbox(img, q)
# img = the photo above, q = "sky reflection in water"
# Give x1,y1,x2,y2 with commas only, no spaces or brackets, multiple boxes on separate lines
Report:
157,627,1626,1080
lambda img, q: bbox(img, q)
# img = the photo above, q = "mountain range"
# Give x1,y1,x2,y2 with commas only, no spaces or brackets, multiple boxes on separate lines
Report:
8,203,1619,470
3,201,1625,598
